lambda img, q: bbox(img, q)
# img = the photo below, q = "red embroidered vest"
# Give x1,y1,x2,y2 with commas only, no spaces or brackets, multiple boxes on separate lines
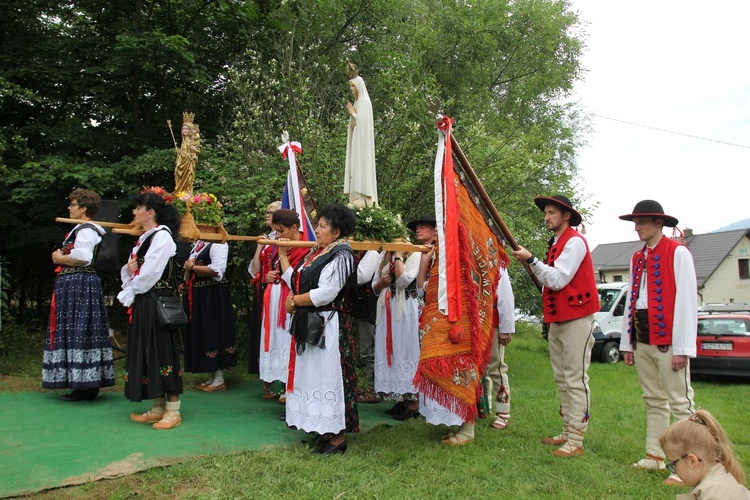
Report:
626,236,681,346
542,227,599,323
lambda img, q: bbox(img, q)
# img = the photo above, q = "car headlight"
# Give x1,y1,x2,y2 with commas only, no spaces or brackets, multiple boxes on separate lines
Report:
591,319,602,336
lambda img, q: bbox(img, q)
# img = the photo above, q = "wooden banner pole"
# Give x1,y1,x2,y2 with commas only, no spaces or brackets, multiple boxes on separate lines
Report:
449,134,543,293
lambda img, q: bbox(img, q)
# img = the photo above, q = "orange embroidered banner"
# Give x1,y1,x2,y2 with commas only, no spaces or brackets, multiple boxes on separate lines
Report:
414,119,508,422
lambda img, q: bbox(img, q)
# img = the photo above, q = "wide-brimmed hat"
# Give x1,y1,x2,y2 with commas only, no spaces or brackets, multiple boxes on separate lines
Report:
533,195,582,227
619,200,679,227
407,214,437,232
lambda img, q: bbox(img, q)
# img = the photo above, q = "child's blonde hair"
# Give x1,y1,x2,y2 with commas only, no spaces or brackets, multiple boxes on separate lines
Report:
659,409,746,485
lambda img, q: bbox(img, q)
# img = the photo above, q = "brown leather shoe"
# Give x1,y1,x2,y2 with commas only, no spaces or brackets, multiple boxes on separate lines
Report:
552,445,584,457
356,390,381,404
130,409,165,423
200,383,226,392
542,435,567,445
153,413,182,430
441,435,474,446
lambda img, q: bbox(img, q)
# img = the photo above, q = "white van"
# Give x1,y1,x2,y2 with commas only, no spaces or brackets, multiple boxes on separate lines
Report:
592,282,629,363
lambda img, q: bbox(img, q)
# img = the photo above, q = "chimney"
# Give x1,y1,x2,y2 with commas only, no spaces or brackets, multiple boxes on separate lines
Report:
683,227,693,238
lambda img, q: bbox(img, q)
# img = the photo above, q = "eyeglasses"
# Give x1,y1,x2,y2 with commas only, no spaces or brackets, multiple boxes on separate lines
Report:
265,211,274,216
68,202,79,208
665,454,689,475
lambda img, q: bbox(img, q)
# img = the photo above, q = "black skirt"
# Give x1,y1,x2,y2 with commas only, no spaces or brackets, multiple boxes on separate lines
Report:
124,290,184,402
182,280,237,373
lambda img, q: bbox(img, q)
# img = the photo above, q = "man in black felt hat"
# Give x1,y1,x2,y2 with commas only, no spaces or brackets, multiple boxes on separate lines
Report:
617,200,697,486
511,194,599,457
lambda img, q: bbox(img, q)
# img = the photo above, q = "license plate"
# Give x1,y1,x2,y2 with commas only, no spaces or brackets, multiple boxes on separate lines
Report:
702,342,733,351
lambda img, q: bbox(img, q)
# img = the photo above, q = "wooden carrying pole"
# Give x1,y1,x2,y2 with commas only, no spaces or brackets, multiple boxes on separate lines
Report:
55,217,134,230
226,235,262,242
258,239,430,253
57,217,265,244
449,135,543,293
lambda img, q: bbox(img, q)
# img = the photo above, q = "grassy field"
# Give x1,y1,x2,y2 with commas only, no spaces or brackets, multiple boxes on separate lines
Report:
2,324,749,499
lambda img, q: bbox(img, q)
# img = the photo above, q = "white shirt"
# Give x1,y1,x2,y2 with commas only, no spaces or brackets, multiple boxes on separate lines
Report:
117,227,176,307
530,235,586,291
495,269,516,335
68,223,105,265
357,250,380,286
190,241,228,281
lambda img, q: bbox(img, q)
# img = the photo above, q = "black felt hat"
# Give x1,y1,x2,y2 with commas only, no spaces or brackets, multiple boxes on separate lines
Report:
407,214,437,232
533,195,582,227
619,200,679,227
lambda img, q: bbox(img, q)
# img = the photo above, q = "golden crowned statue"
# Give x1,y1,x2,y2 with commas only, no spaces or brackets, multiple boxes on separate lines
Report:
173,112,201,194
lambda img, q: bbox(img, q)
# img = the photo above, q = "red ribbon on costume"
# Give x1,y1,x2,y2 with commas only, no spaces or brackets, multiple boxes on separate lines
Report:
286,245,323,393
187,242,206,321
437,116,461,322
127,239,143,325
384,261,396,367
277,281,290,328
186,275,195,320
262,281,273,352
385,287,394,367
49,291,57,350
286,335,297,393
276,247,307,328
49,231,75,348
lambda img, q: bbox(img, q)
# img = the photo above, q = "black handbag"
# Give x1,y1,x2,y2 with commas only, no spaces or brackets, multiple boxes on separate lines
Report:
291,307,334,350
151,291,189,329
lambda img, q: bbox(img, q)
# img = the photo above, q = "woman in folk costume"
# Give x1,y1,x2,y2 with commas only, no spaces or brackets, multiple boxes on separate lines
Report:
257,209,308,405
43,188,115,401
372,250,422,420
344,62,378,208
280,203,358,455
247,201,281,391
182,239,237,392
117,192,184,430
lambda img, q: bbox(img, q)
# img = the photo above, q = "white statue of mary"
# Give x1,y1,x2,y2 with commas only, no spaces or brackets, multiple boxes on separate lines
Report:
344,67,378,208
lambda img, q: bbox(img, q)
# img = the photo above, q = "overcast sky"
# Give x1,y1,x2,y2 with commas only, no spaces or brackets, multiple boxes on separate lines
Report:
568,0,750,250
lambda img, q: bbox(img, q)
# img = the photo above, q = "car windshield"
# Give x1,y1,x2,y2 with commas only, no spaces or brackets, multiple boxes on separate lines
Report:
698,318,750,336
598,288,621,312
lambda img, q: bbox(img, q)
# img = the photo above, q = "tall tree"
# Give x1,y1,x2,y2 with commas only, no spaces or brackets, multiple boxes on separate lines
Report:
1,0,588,325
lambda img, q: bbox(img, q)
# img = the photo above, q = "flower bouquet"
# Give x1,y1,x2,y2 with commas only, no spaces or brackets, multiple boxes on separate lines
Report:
353,206,409,243
172,192,222,226
139,186,225,242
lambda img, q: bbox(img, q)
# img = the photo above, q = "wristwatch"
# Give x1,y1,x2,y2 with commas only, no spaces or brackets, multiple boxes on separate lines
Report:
526,255,537,265
290,296,296,308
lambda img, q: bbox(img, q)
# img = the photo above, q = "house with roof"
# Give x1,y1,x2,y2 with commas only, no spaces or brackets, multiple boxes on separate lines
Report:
591,228,750,305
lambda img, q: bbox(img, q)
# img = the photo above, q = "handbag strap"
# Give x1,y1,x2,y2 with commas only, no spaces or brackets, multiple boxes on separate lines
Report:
321,309,335,327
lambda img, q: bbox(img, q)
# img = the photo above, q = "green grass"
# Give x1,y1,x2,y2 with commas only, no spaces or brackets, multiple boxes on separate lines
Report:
9,324,750,499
